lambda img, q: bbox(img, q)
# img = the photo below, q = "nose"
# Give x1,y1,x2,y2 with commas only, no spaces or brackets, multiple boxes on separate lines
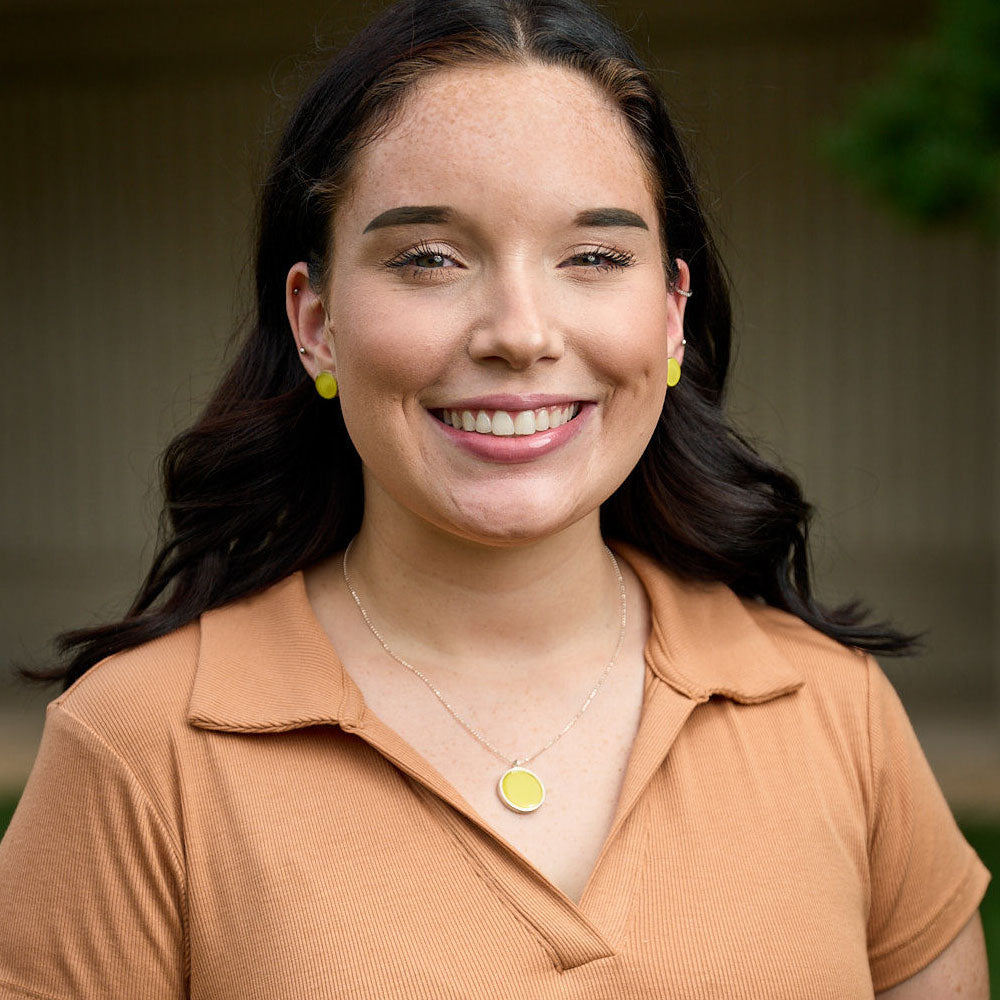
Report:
466,262,564,370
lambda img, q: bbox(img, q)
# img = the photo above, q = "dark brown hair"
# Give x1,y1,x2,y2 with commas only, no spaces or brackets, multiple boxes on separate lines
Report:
19,0,918,691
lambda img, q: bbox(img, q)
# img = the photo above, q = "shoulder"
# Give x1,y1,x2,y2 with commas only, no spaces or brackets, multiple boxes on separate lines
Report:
747,598,875,688
54,618,202,739
46,568,341,774
48,620,205,800
614,539,877,711
21,618,208,853
42,572,303,785
741,596,884,740
52,570,314,731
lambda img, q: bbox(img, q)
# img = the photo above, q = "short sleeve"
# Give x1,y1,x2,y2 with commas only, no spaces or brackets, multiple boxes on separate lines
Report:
865,657,991,991
0,702,188,999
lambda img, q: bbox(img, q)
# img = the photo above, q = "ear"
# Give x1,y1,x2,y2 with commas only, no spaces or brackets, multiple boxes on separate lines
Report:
285,262,337,376
668,257,691,365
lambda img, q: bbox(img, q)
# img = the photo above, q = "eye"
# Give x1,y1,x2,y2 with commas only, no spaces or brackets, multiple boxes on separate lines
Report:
383,242,461,280
562,245,636,273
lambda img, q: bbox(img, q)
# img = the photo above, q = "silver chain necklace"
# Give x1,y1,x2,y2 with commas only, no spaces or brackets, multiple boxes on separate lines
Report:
341,539,627,814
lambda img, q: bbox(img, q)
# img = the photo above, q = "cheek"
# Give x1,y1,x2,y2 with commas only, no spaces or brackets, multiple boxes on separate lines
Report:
589,288,670,392
617,324,668,382
330,287,451,402
326,284,463,475
590,294,670,464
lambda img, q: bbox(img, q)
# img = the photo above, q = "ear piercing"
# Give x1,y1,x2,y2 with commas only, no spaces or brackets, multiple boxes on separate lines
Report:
315,371,339,399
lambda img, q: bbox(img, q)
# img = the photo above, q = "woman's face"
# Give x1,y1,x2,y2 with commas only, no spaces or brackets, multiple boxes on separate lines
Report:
290,61,688,547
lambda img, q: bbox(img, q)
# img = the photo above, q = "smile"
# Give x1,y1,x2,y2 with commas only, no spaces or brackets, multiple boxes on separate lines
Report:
433,404,582,437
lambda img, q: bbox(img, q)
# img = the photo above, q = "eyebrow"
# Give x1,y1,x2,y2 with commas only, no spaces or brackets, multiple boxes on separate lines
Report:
361,205,649,233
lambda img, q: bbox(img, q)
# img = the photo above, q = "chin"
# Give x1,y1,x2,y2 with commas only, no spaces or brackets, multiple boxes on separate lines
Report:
430,493,594,547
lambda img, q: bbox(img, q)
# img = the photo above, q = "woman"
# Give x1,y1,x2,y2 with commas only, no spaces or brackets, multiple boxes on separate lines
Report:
0,0,989,996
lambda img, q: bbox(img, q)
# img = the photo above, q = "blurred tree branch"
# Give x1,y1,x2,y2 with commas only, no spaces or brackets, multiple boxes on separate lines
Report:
822,0,1000,237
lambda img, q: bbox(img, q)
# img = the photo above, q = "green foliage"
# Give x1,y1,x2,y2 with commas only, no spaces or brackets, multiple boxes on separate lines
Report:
959,819,1000,995
823,0,1000,235
0,789,18,839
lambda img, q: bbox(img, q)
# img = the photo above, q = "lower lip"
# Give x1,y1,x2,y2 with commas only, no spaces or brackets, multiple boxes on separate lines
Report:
428,405,592,463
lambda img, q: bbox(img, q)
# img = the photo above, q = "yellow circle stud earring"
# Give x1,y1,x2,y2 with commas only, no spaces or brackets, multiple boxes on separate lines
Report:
315,370,339,399
666,357,682,387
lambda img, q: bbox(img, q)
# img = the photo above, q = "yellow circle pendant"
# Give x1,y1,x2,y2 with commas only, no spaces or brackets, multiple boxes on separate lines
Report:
498,767,545,813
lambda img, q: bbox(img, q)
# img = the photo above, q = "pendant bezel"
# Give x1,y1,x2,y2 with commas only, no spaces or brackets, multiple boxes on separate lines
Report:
497,766,545,813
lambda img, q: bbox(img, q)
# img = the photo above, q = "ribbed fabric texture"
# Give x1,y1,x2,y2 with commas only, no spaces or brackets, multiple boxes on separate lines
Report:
0,543,990,999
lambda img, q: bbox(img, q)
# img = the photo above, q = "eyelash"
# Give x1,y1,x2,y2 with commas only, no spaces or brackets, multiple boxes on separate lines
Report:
382,241,636,278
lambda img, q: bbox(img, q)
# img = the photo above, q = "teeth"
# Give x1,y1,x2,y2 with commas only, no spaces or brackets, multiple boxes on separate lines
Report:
439,403,580,437
490,411,515,436
513,410,535,435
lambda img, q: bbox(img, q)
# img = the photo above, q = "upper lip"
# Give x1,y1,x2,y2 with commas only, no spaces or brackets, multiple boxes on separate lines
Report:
430,393,588,411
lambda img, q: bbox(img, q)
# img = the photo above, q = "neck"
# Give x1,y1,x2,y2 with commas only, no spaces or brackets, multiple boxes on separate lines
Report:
327,506,624,687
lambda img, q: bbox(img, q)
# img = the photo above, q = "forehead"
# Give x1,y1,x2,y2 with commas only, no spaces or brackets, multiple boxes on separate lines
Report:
335,61,658,236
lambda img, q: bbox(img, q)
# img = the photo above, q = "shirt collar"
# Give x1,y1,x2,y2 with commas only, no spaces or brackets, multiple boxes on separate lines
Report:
608,541,804,704
187,542,803,734
187,573,363,733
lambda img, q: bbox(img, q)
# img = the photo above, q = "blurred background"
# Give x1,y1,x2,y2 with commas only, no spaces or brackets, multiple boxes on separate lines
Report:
1,0,998,954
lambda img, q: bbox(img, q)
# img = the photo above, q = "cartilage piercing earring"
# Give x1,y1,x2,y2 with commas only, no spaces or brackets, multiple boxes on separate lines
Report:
299,346,307,355
677,288,693,298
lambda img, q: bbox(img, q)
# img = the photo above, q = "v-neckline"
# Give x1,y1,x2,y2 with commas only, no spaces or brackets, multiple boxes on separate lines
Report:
337,662,699,970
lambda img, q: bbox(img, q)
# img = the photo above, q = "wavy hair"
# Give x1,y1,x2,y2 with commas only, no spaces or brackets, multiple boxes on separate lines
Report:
20,0,918,691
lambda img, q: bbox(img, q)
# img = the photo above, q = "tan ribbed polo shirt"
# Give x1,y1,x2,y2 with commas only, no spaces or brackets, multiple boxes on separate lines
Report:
0,543,989,999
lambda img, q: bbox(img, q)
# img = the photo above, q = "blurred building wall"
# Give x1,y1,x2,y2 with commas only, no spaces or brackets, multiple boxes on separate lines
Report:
1,0,997,804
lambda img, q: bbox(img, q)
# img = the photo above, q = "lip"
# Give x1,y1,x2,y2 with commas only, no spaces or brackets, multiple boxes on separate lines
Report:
431,393,588,411
428,401,592,463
